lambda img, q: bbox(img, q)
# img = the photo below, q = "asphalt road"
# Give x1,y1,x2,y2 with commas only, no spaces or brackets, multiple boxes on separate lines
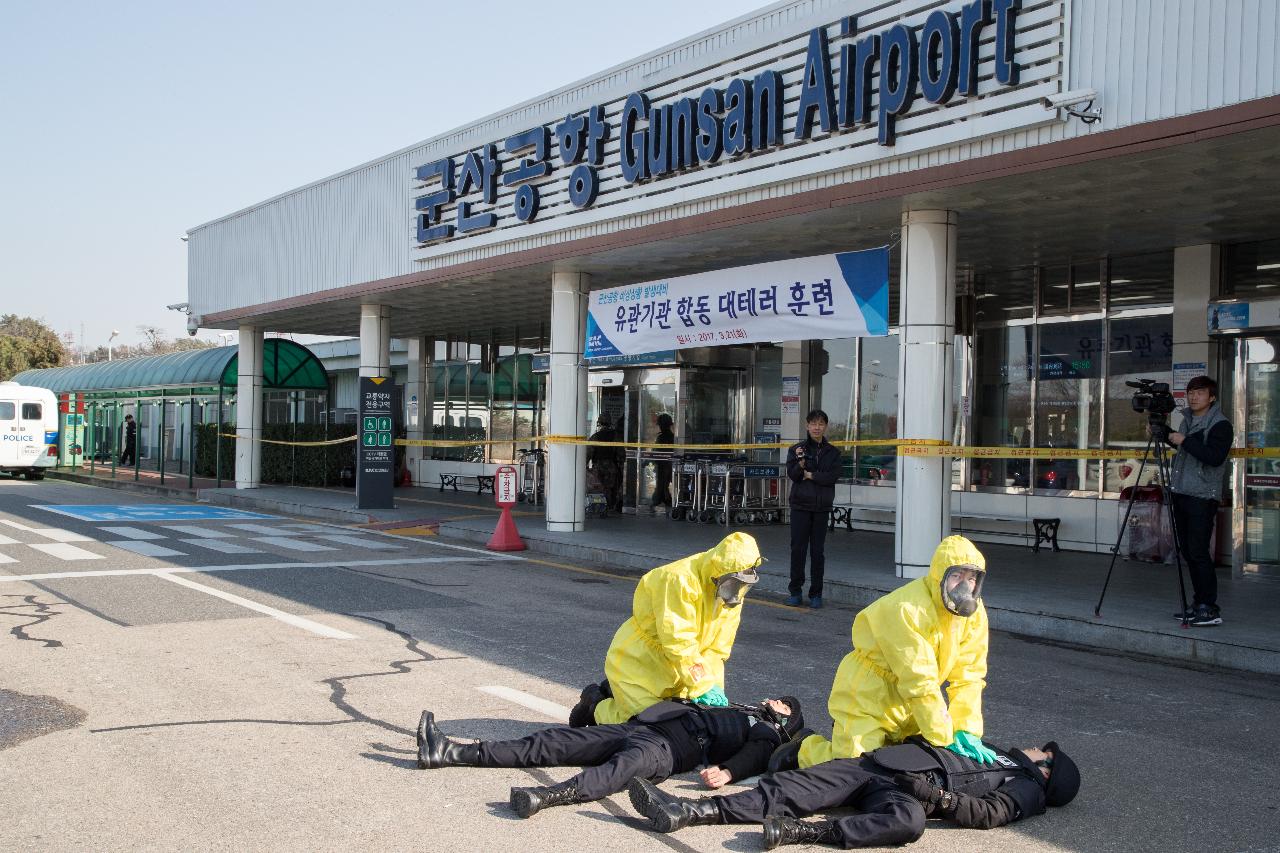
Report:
1,477,1278,853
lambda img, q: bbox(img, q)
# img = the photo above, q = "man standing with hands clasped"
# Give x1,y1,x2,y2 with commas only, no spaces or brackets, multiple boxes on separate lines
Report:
1163,375,1234,627
786,409,842,609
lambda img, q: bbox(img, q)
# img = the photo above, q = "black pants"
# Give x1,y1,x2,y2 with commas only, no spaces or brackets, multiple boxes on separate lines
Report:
1171,492,1219,609
713,759,925,849
476,723,677,801
790,508,828,598
120,441,136,466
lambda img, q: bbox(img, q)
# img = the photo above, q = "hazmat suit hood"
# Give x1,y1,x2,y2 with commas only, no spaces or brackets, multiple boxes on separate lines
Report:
926,536,987,617
692,532,763,587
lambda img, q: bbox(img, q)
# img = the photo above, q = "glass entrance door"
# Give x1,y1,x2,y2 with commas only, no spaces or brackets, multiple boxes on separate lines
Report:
1237,337,1280,578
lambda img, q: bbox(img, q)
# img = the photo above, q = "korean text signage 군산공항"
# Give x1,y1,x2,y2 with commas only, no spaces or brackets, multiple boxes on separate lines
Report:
413,1,1023,243
357,377,395,510
584,248,889,358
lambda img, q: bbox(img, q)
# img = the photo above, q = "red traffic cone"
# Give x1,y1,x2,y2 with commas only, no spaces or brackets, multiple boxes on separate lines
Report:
487,506,526,552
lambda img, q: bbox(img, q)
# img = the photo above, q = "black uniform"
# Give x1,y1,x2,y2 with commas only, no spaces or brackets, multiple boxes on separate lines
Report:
785,436,841,599
710,737,1048,849
120,418,137,466
472,701,796,801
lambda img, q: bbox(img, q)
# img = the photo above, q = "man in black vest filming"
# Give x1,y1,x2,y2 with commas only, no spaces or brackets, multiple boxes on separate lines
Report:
415,695,805,819
628,734,1080,849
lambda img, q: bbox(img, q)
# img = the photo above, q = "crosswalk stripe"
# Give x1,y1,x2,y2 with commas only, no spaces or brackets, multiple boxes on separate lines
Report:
160,525,235,538
106,540,187,558
98,526,167,541
477,686,572,721
1,520,92,543
253,536,336,552
229,523,303,536
0,534,19,546
27,543,104,561
0,552,16,564
316,534,401,550
179,538,263,554
0,556,467,582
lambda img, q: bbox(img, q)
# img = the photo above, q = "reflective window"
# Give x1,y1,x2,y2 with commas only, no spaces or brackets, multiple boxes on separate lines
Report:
1103,315,1173,492
0,402,14,420
975,267,1035,323
1108,251,1173,310
972,326,1033,487
21,402,42,420
1223,239,1280,297
857,335,899,481
1034,320,1103,491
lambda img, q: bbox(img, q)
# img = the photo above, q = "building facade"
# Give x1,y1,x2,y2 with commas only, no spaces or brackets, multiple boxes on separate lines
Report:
186,0,1280,580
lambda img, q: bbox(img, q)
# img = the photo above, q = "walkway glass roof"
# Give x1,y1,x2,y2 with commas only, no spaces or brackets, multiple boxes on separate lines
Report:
13,339,329,395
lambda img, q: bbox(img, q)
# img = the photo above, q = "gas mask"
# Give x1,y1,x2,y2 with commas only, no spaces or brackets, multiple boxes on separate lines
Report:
714,566,760,608
940,563,985,617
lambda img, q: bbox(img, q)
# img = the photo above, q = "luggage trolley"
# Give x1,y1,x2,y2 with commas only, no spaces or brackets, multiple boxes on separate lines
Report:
516,447,546,505
730,464,788,525
694,453,746,525
667,454,700,520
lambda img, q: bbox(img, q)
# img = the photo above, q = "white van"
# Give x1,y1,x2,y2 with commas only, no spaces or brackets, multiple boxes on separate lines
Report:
0,382,59,480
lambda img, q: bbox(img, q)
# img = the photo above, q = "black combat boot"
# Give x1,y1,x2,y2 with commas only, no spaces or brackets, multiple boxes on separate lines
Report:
509,782,581,818
416,711,481,769
627,778,722,833
762,817,841,849
568,681,607,728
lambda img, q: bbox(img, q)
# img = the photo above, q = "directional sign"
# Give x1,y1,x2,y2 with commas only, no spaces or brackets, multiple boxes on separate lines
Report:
495,466,519,507
34,504,277,522
357,376,395,509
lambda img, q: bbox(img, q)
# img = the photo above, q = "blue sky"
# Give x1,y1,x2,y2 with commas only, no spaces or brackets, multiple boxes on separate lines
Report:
0,0,758,352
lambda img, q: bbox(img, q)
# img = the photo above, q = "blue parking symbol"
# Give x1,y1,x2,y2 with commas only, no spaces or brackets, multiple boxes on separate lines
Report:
34,504,278,522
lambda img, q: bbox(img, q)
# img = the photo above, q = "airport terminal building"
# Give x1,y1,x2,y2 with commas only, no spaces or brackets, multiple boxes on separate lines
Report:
186,0,1280,580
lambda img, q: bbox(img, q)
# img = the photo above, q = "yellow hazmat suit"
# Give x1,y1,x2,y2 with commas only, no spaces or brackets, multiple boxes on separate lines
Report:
797,535,989,768
592,532,762,725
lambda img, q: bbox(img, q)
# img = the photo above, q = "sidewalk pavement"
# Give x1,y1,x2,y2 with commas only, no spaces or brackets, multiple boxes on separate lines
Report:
50,470,1280,677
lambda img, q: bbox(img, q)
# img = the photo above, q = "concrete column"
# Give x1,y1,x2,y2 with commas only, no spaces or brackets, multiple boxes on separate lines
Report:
780,341,812,462
235,325,264,489
895,210,958,578
1172,245,1221,389
359,304,393,378
547,271,590,532
405,336,431,484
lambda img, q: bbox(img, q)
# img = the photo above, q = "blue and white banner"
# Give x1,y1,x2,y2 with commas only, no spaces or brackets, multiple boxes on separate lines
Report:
585,248,889,358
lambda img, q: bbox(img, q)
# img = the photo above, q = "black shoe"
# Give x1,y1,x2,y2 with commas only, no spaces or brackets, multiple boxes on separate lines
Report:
627,778,720,833
1188,604,1223,627
509,782,580,818
762,817,840,849
766,729,813,774
568,681,607,728
416,711,480,769
1175,605,1218,621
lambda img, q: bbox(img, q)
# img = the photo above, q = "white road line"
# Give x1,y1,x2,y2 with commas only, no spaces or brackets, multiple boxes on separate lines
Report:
253,536,336,552
98,526,167,540
0,556,467,583
281,523,362,533
477,686,573,721
0,552,16,565
316,534,401,550
154,573,357,640
106,540,187,558
179,538,263,554
161,525,235,538
228,523,302,536
27,543,105,561
0,534,19,546
1,520,92,543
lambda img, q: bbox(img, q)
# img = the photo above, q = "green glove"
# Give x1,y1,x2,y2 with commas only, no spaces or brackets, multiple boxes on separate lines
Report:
946,730,998,765
692,686,729,707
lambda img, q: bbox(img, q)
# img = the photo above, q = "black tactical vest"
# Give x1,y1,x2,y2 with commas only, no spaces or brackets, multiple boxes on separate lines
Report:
867,738,1030,799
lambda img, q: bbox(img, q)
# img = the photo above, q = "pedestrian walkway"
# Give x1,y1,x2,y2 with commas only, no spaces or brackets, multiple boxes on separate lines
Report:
44,474,1280,676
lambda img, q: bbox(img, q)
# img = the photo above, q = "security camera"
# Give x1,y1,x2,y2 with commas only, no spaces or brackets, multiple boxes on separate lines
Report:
167,302,190,313
187,315,200,336
1040,89,1098,109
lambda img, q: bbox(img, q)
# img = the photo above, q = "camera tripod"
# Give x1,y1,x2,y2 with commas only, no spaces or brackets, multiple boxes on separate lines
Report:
1094,422,1192,626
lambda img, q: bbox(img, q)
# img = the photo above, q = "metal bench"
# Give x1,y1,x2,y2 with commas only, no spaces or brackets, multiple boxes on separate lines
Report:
438,473,496,494
828,505,1061,552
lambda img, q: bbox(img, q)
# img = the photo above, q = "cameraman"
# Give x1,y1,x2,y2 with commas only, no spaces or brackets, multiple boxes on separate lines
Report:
1161,376,1234,627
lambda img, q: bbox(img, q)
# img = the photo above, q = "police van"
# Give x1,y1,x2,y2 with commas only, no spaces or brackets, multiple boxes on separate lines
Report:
0,382,59,480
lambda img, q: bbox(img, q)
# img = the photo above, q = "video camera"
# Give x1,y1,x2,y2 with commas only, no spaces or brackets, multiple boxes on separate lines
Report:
1127,379,1177,438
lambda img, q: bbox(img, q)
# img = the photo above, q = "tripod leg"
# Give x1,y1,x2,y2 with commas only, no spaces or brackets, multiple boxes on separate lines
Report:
1094,436,1158,617
1155,443,1192,626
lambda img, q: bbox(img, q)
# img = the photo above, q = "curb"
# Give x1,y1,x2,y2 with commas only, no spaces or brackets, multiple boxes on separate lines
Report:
438,521,1280,678
45,470,197,500
197,489,375,525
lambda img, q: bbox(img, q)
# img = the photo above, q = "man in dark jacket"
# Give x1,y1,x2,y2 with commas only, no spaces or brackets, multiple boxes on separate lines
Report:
628,734,1080,849
415,696,804,819
1164,375,1234,627
119,413,137,466
786,409,842,608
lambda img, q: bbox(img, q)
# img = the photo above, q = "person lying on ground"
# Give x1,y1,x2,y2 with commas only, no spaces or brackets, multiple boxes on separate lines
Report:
414,694,805,818
628,733,1079,850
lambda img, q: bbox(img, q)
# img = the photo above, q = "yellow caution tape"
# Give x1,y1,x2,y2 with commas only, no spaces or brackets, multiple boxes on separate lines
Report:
901,445,1280,460
217,433,357,447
